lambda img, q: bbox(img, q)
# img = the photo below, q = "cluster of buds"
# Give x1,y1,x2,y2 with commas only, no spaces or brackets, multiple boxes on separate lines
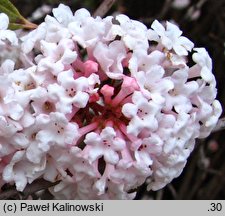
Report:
0,4,222,199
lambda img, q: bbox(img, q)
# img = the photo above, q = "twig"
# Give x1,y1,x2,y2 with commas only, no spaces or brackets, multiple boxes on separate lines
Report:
201,168,225,179
0,187,19,200
22,179,60,198
139,0,172,25
156,189,164,200
0,179,60,200
204,160,225,199
177,142,201,199
167,184,177,199
93,0,117,18
158,0,172,19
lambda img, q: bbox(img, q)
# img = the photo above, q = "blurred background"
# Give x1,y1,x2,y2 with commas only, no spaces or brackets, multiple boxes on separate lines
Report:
9,0,225,200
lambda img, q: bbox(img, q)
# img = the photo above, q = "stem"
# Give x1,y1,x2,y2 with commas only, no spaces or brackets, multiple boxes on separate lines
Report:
22,19,38,29
93,0,117,18
0,179,59,200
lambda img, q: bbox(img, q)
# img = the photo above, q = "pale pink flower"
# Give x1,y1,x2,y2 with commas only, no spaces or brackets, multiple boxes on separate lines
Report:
84,127,126,164
148,20,194,56
0,6,222,200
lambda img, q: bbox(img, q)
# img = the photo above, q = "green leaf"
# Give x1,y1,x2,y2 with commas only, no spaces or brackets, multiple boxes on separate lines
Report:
0,0,24,22
0,0,37,29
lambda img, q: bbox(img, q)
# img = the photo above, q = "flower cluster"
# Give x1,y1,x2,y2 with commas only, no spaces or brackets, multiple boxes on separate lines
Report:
0,4,222,199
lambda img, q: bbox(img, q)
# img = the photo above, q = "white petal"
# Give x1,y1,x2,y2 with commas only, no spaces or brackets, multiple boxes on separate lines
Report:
151,20,165,36
0,13,9,30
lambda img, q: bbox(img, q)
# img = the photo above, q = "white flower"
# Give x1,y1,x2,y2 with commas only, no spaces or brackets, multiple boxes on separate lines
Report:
68,9,106,48
84,127,126,164
47,69,99,113
135,64,174,104
134,134,163,166
93,40,127,79
35,112,79,150
37,38,77,75
122,91,159,136
148,20,194,56
52,4,74,26
0,4,221,200
0,13,18,46
2,151,46,191
0,13,9,30
115,14,149,51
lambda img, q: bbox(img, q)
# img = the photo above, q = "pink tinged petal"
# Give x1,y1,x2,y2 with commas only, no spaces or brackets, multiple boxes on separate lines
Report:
93,41,126,79
93,42,113,72
122,103,138,118
83,60,98,76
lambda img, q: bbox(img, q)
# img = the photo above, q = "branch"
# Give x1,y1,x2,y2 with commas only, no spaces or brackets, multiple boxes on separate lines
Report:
93,0,116,18
212,117,225,133
0,179,60,200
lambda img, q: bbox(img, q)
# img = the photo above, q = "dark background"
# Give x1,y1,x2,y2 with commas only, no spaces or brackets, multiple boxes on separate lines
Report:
9,0,225,199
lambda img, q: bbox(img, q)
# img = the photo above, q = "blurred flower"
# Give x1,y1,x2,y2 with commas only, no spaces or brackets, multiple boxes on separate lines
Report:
172,0,190,9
